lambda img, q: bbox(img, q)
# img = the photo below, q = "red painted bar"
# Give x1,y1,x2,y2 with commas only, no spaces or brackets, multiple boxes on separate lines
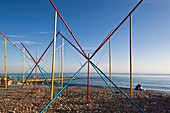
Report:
90,0,143,59
37,32,59,64
87,54,90,104
0,32,32,61
21,43,37,64
49,0,87,58
59,32,88,60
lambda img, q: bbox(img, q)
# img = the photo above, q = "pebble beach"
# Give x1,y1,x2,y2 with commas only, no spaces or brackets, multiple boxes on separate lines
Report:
0,85,169,113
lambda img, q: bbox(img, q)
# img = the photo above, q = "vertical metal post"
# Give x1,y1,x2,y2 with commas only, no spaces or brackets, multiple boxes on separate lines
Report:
87,54,90,104
58,46,60,84
34,47,38,92
51,11,57,100
61,37,64,87
130,14,133,98
4,37,7,89
109,38,112,86
22,48,25,83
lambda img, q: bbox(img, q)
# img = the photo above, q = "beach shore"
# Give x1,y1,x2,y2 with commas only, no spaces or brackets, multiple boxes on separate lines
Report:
0,85,169,113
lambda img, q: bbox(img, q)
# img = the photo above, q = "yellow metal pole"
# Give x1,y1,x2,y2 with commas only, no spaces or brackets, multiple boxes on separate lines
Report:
109,38,112,87
61,37,64,87
22,48,25,83
51,11,57,100
130,14,133,98
4,37,7,89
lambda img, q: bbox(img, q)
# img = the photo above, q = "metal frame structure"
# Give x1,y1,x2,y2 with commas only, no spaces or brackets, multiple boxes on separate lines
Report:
40,0,144,112
0,32,61,94
0,66,34,96
20,38,61,90
0,0,143,112
40,60,144,113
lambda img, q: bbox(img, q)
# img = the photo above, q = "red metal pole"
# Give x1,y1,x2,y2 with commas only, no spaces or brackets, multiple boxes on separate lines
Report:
90,0,143,60
87,54,90,104
59,32,88,60
49,0,87,58
34,47,38,92
21,43,37,64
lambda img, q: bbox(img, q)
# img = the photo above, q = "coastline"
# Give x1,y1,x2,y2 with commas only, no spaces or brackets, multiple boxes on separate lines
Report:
0,85,169,113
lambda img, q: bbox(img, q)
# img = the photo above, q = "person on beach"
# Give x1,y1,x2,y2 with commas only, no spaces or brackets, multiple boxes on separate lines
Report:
135,84,143,90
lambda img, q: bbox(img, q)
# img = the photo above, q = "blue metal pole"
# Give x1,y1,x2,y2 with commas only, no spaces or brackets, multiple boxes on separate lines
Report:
0,76,22,96
90,61,144,113
38,65,60,86
91,63,115,94
37,65,51,88
0,66,33,97
20,64,37,89
40,61,87,113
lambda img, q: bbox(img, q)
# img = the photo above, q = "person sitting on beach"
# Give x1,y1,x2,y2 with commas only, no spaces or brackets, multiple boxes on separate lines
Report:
135,84,143,90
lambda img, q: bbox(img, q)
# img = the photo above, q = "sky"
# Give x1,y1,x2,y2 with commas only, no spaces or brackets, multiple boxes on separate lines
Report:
0,0,170,74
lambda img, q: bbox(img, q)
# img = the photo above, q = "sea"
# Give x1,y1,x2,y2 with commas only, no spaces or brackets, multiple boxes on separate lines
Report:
2,73,170,93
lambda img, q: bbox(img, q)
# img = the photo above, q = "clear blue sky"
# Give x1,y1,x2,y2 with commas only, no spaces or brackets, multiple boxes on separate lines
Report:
0,0,170,74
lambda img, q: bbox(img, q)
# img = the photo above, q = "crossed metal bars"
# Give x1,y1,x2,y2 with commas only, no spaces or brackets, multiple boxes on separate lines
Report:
40,61,144,113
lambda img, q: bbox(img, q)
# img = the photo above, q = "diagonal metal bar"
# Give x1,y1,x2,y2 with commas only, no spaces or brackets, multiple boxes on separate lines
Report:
91,62,115,94
90,61,144,113
40,61,88,113
0,66,34,97
40,44,63,62
90,0,143,59
37,65,51,89
37,39,53,64
0,76,22,97
38,65,60,86
49,0,87,58
20,65,37,89
0,32,33,61
21,43,37,64
38,65,60,99
59,32,88,59
37,32,59,64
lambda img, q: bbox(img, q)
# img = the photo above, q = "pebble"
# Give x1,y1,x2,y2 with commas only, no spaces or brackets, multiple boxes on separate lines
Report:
0,85,169,113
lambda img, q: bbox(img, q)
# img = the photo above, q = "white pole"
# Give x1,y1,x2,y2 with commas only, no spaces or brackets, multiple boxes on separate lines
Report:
109,38,112,86
61,37,64,87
